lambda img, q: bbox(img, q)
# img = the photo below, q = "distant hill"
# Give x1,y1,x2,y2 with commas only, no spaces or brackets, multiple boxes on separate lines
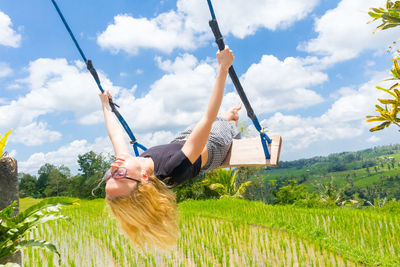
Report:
264,144,400,190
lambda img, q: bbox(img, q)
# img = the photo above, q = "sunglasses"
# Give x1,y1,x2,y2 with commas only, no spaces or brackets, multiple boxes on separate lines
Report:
102,167,141,183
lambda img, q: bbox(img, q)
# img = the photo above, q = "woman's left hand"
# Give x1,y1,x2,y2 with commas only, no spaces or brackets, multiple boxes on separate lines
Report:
99,90,112,108
217,46,234,72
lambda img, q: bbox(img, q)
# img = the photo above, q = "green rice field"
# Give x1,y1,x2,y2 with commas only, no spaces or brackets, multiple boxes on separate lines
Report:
20,198,399,266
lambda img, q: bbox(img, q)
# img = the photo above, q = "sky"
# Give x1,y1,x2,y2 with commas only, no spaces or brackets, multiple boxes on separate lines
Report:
1,0,400,175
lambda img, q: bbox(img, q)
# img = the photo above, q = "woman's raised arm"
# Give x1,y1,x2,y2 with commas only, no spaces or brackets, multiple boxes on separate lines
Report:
182,46,234,163
99,91,130,157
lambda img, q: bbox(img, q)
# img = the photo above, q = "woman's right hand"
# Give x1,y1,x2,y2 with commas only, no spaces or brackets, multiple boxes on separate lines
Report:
99,90,112,108
216,46,234,72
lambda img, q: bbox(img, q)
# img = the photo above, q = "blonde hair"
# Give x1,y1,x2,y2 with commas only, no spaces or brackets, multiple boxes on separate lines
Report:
106,176,179,250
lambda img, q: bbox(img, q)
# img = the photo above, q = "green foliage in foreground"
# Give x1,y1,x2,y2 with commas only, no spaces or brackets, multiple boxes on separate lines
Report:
367,0,400,132
0,197,78,266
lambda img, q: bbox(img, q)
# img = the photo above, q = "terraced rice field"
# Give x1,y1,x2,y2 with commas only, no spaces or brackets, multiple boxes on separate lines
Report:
20,198,399,266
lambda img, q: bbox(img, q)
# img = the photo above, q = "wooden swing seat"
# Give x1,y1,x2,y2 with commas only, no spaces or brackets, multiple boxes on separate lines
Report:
220,135,282,168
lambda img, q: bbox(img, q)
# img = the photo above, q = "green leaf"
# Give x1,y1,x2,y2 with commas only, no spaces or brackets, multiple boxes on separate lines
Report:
382,13,400,23
368,11,382,19
378,98,398,105
376,86,397,97
366,116,387,122
383,23,400,30
237,181,252,195
375,104,385,112
16,239,61,263
394,60,400,74
369,121,391,132
391,68,400,79
0,202,17,219
374,22,386,33
0,263,21,267
394,88,400,97
394,1,400,9
209,183,226,196
371,8,385,13
230,169,239,191
390,106,399,116
389,83,399,90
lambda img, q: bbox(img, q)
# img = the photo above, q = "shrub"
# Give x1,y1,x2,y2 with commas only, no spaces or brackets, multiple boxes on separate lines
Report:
0,197,78,266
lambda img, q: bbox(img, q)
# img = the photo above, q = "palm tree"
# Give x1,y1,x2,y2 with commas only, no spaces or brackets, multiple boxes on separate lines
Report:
316,178,342,205
203,169,252,199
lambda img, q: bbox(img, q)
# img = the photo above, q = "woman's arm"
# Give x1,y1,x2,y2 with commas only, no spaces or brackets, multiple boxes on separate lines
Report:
99,91,130,157
182,46,234,163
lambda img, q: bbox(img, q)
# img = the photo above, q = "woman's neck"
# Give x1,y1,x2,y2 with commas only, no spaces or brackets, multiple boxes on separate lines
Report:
143,157,155,176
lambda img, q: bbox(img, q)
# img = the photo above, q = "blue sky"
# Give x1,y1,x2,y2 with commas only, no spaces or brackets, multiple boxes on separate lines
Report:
1,0,399,175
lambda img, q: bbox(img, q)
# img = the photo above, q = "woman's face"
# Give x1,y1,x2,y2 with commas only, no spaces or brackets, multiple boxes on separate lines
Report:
105,155,144,198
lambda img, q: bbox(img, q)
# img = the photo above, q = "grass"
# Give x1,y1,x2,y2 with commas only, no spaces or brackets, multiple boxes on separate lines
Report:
19,197,399,266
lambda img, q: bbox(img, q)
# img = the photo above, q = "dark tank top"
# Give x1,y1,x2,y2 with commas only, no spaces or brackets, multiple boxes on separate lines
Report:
139,142,201,187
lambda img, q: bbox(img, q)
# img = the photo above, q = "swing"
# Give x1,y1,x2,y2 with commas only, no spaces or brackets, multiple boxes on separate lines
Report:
221,135,282,168
50,0,282,168
206,0,282,167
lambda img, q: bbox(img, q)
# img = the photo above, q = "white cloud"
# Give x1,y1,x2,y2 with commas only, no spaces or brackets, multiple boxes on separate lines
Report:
262,71,390,151
240,55,327,113
138,130,176,148
367,135,380,143
18,137,113,174
97,0,319,54
0,58,121,145
0,62,12,78
113,54,215,132
97,13,197,54
12,122,61,146
0,11,21,48
178,0,319,38
300,0,400,66
95,53,327,134
112,53,327,138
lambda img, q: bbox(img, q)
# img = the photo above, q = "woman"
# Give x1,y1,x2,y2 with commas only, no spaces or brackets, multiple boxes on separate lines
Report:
100,46,240,249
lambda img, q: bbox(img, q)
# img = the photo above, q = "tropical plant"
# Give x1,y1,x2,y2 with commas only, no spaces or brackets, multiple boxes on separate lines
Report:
366,1,400,132
315,179,342,205
0,197,78,266
203,169,252,199
369,0,400,33
0,129,12,159
366,61,400,131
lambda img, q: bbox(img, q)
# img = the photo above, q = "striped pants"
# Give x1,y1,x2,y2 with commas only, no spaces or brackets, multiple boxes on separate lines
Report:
171,117,241,172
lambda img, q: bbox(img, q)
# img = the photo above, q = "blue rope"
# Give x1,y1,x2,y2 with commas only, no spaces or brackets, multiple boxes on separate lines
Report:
206,0,216,20
206,0,272,161
50,0,146,156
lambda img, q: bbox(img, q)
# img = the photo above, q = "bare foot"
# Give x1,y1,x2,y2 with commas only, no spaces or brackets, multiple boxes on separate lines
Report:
222,103,242,125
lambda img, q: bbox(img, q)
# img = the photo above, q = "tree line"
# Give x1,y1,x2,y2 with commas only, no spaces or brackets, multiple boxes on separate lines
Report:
19,151,113,199
18,149,400,212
